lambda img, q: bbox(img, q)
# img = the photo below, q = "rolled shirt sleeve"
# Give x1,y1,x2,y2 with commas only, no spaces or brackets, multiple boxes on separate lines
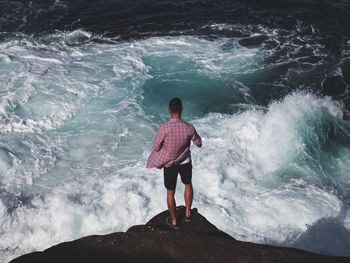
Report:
191,126,202,147
152,127,165,152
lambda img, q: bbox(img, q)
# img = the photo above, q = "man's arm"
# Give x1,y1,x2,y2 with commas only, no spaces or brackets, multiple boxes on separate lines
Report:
152,127,165,152
191,126,202,147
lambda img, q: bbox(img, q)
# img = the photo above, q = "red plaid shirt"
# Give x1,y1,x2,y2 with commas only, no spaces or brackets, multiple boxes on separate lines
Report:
146,119,202,169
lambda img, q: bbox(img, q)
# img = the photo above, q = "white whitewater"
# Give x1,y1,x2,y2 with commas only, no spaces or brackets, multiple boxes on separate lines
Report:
0,31,349,262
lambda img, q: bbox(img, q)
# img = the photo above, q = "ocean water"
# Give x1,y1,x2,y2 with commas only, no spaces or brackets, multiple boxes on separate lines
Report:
1,1,350,262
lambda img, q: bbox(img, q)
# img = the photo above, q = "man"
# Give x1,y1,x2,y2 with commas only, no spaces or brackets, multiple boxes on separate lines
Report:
146,97,202,229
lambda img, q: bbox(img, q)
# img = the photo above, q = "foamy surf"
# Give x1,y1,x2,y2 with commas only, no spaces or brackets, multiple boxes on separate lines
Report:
0,28,349,262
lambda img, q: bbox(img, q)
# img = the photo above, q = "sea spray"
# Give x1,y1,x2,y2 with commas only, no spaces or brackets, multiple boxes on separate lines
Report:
0,29,349,262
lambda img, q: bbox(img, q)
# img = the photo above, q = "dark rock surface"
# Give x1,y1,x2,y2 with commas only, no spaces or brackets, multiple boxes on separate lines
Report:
238,35,269,48
322,75,346,97
10,206,350,263
342,60,350,84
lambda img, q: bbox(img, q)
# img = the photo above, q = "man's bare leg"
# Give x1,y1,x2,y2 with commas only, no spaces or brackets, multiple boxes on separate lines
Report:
184,184,193,217
167,190,177,225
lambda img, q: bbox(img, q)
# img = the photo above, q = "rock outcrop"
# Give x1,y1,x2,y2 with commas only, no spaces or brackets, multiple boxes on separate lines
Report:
11,206,350,263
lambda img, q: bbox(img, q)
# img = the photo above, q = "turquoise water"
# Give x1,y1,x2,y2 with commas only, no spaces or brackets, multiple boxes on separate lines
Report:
0,29,350,262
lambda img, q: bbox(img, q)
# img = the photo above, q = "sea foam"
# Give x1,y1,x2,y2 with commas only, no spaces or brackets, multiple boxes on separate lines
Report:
0,32,349,262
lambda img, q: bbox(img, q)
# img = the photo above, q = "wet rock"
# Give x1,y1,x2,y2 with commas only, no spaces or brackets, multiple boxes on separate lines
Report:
341,60,350,84
322,75,346,97
238,35,269,48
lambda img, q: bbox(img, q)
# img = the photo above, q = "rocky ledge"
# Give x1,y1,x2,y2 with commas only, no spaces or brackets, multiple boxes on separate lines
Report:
11,206,349,263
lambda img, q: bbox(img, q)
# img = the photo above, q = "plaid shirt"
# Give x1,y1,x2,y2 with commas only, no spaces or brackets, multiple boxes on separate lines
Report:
146,119,202,169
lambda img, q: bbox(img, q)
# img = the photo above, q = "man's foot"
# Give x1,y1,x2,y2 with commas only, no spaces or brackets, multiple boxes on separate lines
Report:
185,208,197,222
166,217,179,230
184,213,192,222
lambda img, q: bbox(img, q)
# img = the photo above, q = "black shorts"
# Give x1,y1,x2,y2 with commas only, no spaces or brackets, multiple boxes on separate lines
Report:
163,162,192,190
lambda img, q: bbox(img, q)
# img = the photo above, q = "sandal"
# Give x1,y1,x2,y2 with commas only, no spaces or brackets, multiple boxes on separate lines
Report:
166,217,180,230
184,213,192,222
185,208,198,222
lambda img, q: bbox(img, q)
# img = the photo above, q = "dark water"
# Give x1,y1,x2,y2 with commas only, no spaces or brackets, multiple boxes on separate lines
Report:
1,0,350,36
1,0,350,108
1,1,350,262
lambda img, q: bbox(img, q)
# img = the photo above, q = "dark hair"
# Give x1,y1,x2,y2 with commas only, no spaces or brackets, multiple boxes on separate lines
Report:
169,97,182,114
